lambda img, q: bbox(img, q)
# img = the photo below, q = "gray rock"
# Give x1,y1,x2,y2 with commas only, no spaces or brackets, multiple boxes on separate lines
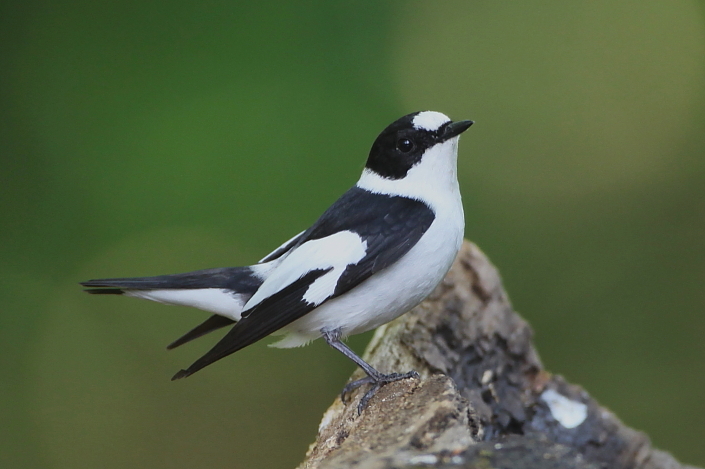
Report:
298,241,698,469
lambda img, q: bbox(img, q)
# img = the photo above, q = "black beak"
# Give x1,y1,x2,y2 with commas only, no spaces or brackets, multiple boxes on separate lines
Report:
441,120,474,141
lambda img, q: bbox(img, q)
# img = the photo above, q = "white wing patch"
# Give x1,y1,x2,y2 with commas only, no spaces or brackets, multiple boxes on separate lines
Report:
243,231,367,311
412,111,450,132
124,289,247,320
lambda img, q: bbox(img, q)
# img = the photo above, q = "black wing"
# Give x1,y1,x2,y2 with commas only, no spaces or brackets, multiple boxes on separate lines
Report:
172,269,331,379
172,187,435,379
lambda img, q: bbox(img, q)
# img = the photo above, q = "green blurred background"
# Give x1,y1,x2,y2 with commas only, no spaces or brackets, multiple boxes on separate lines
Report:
2,1,704,468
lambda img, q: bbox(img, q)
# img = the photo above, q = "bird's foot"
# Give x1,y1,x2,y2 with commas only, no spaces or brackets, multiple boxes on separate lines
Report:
341,370,420,415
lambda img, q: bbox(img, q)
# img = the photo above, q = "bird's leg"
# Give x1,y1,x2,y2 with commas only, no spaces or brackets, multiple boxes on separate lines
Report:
322,328,419,414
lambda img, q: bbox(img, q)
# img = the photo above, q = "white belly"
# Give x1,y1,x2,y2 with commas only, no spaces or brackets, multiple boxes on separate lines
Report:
271,201,464,348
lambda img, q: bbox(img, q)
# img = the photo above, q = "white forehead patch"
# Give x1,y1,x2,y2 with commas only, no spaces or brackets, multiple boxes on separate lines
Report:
412,111,451,132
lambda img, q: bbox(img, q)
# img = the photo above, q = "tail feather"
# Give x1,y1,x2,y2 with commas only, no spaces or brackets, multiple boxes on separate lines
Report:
84,288,125,295
80,266,263,292
166,314,235,350
81,263,276,352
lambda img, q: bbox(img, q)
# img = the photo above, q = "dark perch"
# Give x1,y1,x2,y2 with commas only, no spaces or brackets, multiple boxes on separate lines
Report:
297,241,699,469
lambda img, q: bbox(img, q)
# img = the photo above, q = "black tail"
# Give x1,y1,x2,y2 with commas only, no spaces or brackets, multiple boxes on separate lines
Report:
166,314,235,350
81,266,264,349
80,266,263,292
84,288,125,295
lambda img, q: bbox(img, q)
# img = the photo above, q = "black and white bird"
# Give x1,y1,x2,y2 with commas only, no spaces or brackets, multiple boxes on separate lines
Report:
82,111,473,412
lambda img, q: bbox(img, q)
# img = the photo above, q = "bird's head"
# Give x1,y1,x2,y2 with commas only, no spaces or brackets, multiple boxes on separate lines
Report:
365,111,473,181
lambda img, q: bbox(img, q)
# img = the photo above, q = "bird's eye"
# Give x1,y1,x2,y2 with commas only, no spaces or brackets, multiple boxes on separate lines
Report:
397,138,414,153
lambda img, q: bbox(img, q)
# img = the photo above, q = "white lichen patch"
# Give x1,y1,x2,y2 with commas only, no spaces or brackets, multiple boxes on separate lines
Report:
408,454,438,465
541,388,588,429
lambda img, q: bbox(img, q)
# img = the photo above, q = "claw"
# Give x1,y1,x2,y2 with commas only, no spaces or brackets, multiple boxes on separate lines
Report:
358,383,382,414
341,370,420,415
341,376,375,402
